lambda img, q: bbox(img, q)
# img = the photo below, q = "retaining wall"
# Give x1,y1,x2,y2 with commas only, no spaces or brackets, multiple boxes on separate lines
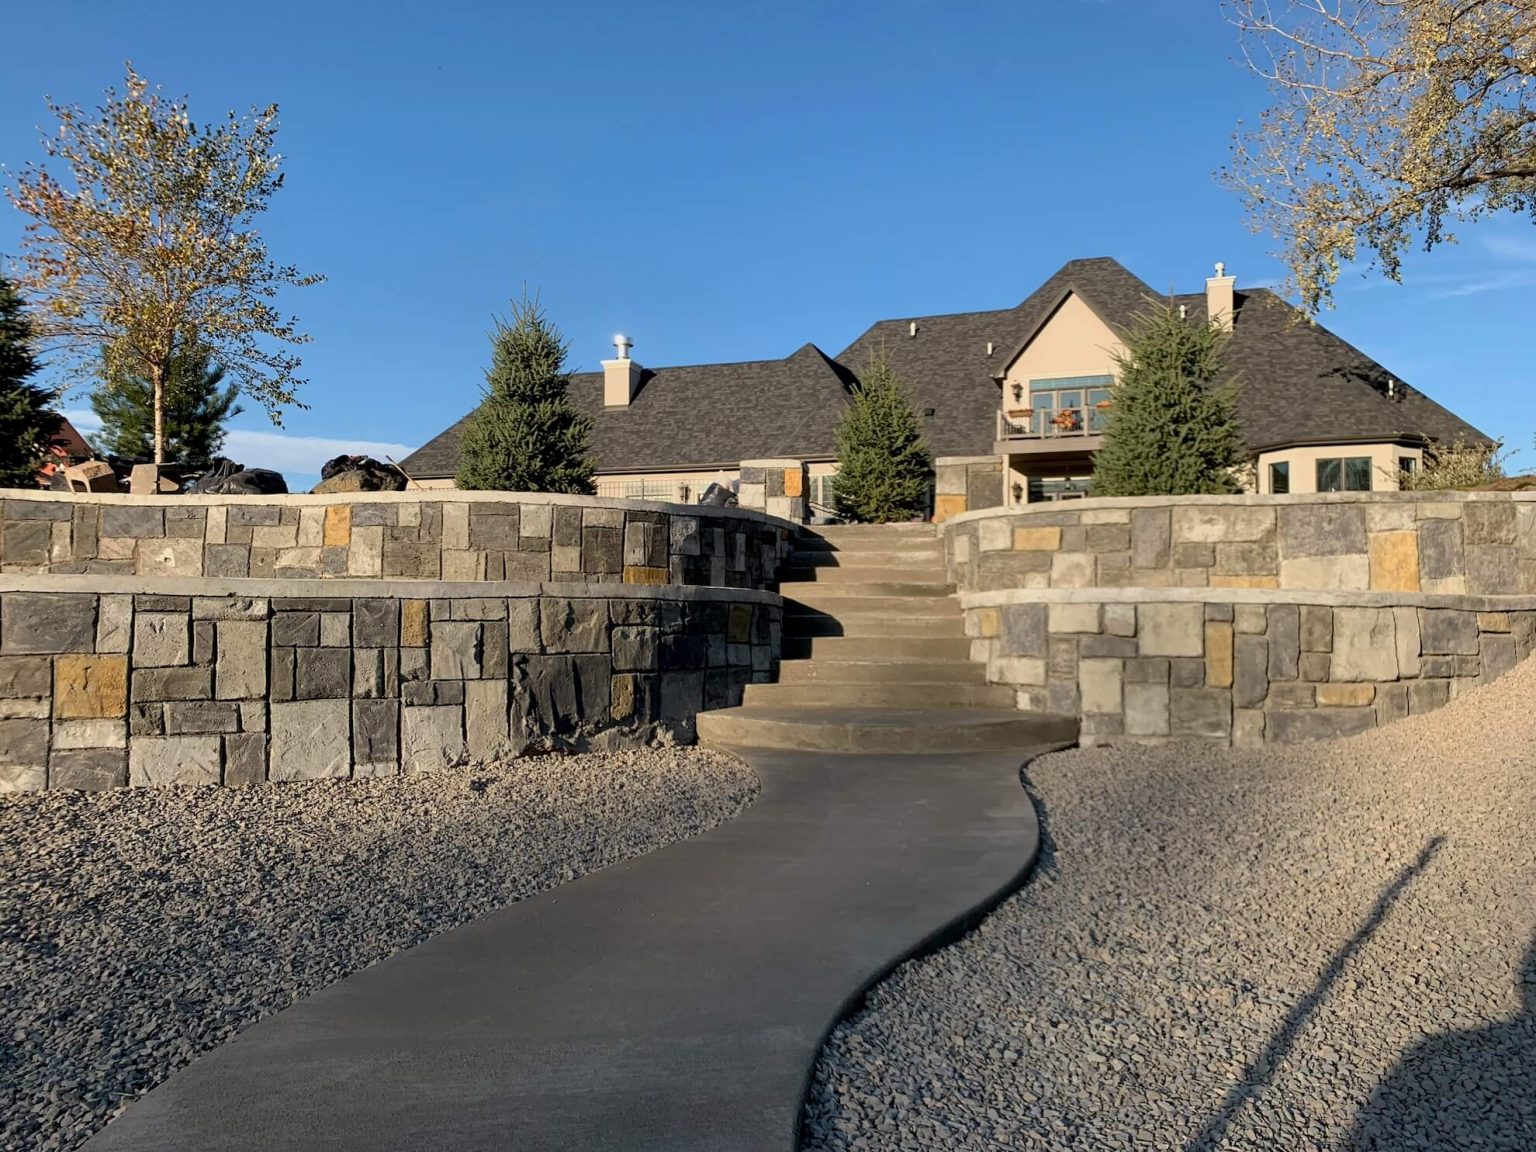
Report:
942,494,1536,746
0,576,780,792
0,492,795,589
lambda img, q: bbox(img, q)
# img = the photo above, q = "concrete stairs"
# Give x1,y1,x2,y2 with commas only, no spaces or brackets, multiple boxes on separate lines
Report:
696,523,1078,752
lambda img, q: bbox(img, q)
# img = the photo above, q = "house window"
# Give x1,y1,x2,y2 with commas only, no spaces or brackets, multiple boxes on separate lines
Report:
1020,375,1114,436
1269,461,1290,494
1400,456,1417,475
1027,475,1092,502
1316,456,1373,492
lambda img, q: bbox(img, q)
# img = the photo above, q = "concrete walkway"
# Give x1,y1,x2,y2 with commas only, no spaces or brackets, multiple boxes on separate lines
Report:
85,728,1071,1152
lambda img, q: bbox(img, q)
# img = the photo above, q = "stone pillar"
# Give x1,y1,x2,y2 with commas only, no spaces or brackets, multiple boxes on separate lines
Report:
739,459,808,522
934,456,1004,522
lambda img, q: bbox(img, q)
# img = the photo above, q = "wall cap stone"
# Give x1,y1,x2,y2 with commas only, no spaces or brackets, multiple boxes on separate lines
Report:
941,490,1536,530
0,489,801,533
0,574,782,606
961,586,1536,612
934,455,1000,466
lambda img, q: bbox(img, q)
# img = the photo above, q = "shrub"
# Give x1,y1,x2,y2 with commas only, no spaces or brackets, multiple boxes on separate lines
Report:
1397,437,1507,491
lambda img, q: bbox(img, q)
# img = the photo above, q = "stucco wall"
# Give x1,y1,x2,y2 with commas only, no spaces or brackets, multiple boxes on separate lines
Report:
1255,444,1424,495
942,493,1536,746
1001,292,1125,392
0,492,795,590
0,577,780,792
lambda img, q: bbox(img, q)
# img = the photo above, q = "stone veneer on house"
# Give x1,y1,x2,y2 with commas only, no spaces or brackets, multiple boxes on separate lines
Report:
0,492,794,588
942,494,1536,746
0,576,781,792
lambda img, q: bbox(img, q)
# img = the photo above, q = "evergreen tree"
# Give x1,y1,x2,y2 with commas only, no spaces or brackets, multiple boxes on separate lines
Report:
831,350,933,522
455,296,595,493
90,341,242,466
1091,299,1245,497
0,275,60,490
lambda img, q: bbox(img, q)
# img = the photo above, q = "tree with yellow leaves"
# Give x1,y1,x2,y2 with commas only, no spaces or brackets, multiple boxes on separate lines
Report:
1224,0,1536,312
5,65,322,462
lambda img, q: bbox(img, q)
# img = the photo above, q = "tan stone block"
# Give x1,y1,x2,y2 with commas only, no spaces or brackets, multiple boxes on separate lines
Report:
612,673,638,722
442,550,486,581
205,505,228,545
401,600,429,648
1279,555,1371,591
324,504,352,547
1422,575,1467,595
54,654,128,718
1477,611,1512,633
1014,526,1062,551
297,507,326,547
1205,621,1234,689
442,502,470,549
1078,509,1131,525
1050,552,1094,587
348,525,384,576
252,524,299,550
783,468,803,498
933,494,967,523
1317,683,1376,707
98,537,136,561
624,565,669,585
1368,531,1420,592
975,608,999,639
1209,574,1280,589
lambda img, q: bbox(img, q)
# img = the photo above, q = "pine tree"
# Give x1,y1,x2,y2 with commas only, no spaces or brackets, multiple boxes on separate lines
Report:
90,340,243,467
455,296,595,493
0,276,60,490
1091,299,1245,497
831,350,933,523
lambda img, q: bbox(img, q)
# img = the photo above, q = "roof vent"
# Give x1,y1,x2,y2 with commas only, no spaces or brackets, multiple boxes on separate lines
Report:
909,321,918,337
1178,304,1188,320
986,341,994,356
613,333,632,360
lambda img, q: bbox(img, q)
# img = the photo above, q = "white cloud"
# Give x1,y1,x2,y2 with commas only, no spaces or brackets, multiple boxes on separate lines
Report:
62,409,416,480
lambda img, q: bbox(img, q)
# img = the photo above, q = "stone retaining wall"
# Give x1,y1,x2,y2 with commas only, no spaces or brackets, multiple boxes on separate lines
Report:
0,577,780,791
934,456,1005,523
944,493,1536,595
0,492,794,590
943,494,1536,746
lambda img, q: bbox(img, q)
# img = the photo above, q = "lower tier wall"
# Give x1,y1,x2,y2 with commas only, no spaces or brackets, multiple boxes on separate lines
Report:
964,589,1536,746
0,576,781,791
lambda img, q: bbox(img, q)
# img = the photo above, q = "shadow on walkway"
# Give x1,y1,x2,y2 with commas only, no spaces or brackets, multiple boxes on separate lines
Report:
1184,836,1445,1152
1346,929,1536,1149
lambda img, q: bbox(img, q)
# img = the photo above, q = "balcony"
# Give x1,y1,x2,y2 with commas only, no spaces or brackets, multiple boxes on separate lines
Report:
994,404,1110,457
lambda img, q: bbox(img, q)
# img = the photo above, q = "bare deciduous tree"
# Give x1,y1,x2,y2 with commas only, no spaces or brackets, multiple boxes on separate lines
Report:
5,65,322,461
1224,0,1536,311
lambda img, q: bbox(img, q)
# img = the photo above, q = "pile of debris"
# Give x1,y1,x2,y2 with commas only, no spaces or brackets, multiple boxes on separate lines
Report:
311,455,408,494
58,458,289,496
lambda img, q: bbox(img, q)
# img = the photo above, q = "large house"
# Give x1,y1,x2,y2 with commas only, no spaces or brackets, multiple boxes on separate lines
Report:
401,257,1488,512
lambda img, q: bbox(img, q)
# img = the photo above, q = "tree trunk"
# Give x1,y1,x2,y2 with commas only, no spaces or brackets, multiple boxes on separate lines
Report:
150,361,165,464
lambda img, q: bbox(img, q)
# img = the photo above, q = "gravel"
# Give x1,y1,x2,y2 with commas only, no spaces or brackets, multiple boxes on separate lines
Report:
804,663,1536,1151
0,747,756,1152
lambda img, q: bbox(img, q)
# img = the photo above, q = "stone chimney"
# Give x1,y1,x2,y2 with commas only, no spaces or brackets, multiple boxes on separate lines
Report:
603,334,642,407
1206,262,1236,332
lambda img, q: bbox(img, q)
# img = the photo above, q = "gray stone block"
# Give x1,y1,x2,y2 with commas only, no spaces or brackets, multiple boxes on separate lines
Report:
1417,518,1464,582
49,747,127,790
3,519,51,566
1131,508,1170,569
1299,606,1333,652
1170,657,1204,689
101,506,165,538
1046,679,1079,716
133,613,189,668
353,699,399,767
1138,603,1203,657
319,612,351,647
402,705,466,772
1420,609,1479,655
1266,605,1300,681
0,718,48,767
1374,682,1409,726
1330,608,1398,681
1408,678,1451,714
1170,688,1231,738
96,595,133,653
203,544,251,578
1265,707,1375,744
295,648,351,699
0,655,50,698
431,621,483,680
624,519,667,568
400,646,429,684
223,733,266,786
272,611,320,647
670,515,701,556
2,593,97,655
129,735,221,786
353,648,384,699
1299,651,1332,682
660,671,705,720
612,626,660,671
163,700,242,735
1464,501,1517,545
228,505,280,527
215,621,267,700
1077,635,1137,659
582,526,623,574
352,599,399,647
191,620,216,666
552,505,583,547
1047,636,1078,680
1278,503,1365,557
1172,541,1214,568
1234,604,1267,635
1102,604,1136,637
465,680,510,760
1204,603,1235,623
1123,682,1170,736
541,598,608,654
131,667,212,702
1466,545,1520,594
269,700,351,781
1123,657,1169,684
508,598,540,652
1233,635,1269,708
999,602,1047,658
130,702,163,736
1480,632,1518,682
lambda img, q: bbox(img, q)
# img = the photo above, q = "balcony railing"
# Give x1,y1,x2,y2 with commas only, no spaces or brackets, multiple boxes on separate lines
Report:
997,404,1112,442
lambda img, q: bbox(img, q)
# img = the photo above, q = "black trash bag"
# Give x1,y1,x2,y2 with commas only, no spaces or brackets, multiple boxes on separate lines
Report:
186,458,244,494
219,468,288,495
319,454,360,482
311,455,407,493
698,482,738,508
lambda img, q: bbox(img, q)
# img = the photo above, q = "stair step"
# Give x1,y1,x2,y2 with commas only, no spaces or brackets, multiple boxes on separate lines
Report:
785,614,967,640
779,565,947,585
775,659,986,685
782,587,954,611
787,548,944,567
697,705,1078,754
781,635,974,661
743,681,1019,709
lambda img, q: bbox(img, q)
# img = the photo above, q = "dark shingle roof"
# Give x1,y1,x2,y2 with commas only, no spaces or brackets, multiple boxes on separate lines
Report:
400,257,1489,478
400,342,853,478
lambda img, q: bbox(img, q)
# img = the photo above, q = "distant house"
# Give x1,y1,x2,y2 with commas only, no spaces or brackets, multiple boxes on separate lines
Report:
37,415,93,488
401,258,1488,511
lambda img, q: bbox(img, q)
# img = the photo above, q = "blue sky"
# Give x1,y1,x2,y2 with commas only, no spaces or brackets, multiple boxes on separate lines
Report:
2,0,1531,488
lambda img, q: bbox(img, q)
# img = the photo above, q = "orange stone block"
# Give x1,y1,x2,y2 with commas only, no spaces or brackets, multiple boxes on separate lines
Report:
401,600,429,648
1316,683,1376,707
933,494,967,523
783,469,803,498
54,654,128,718
623,565,669,586
1209,574,1280,589
1368,531,1420,592
324,505,352,547
1205,622,1234,689
1013,526,1062,551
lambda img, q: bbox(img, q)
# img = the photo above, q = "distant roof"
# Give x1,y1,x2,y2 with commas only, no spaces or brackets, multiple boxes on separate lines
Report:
400,256,1489,478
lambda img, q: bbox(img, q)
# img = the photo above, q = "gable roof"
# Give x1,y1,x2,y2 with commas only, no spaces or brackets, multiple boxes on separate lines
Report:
400,342,853,479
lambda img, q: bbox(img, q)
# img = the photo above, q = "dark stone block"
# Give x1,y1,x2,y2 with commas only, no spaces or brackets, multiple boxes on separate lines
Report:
1266,605,1301,681
227,505,281,527
1170,688,1231,737
49,747,127,790
130,702,164,736
1078,635,1137,659
71,507,98,560
582,526,623,574
1169,658,1204,689
3,520,51,566
101,506,165,538
1464,501,1517,545
1277,503,1366,557
204,544,250,578
1417,518,1464,582
164,510,207,539
553,505,583,548
130,667,212,702
0,655,51,698
1420,609,1479,655
295,647,350,699
966,466,1002,512
1266,707,1375,744
164,701,242,734
223,733,267,786
468,508,519,550
999,603,1046,658
4,498,71,520
353,599,399,647
350,503,395,527
354,699,399,765
192,621,217,666
660,632,707,670
272,612,320,647
1,593,97,655
270,648,295,702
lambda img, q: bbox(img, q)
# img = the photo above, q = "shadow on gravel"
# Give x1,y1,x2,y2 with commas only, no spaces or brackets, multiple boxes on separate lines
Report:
1346,930,1536,1150
1183,836,1446,1152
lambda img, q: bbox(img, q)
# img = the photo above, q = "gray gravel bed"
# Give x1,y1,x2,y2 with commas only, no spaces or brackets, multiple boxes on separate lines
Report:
0,747,756,1152
804,664,1536,1150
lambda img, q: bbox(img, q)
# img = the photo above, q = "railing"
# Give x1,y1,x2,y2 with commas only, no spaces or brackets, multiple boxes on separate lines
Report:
594,479,695,503
997,405,1112,441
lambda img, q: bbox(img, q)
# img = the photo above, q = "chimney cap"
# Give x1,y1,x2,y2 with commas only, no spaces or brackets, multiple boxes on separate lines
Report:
613,333,633,359
1214,261,1227,279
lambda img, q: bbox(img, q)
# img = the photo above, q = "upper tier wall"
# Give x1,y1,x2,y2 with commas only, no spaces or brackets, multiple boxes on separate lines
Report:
942,492,1536,596
0,492,796,591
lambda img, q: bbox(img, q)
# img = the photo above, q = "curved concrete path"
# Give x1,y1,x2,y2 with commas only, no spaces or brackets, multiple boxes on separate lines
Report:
84,728,1069,1152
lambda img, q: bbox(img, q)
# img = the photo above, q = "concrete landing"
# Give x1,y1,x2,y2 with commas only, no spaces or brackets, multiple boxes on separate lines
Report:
84,740,1070,1152
698,705,1076,753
